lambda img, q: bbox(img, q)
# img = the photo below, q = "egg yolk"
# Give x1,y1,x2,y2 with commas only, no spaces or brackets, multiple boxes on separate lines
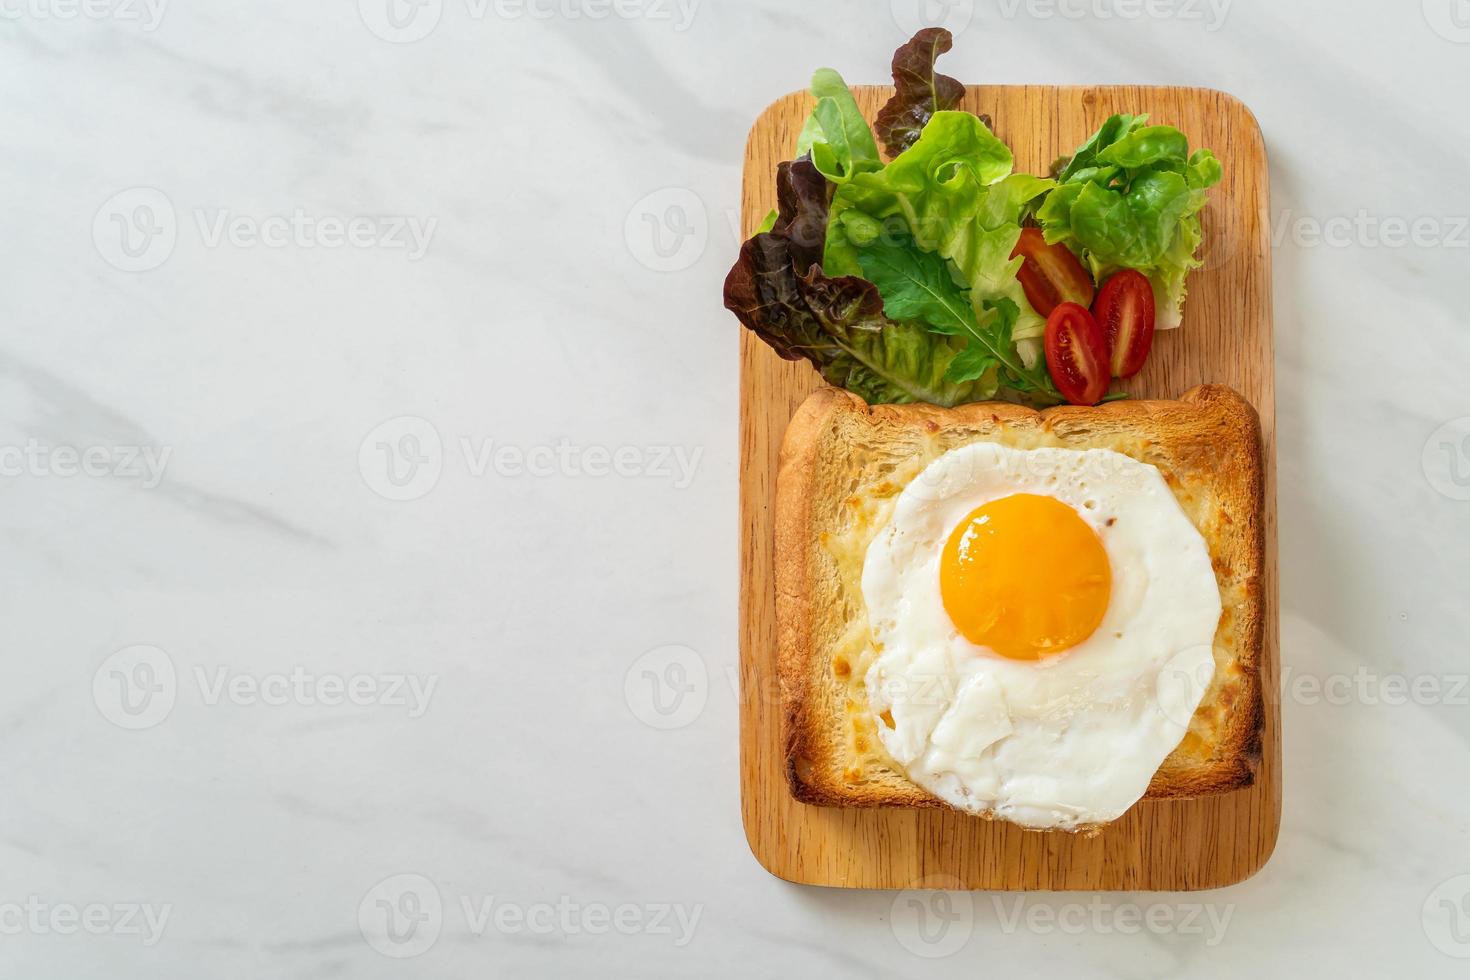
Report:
940,493,1111,660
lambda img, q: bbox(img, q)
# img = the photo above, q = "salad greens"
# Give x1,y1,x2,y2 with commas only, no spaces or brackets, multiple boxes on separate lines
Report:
723,29,1221,408
873,28,966,158
795,68,881,184
1035,113,1222,330
724,160,1002,406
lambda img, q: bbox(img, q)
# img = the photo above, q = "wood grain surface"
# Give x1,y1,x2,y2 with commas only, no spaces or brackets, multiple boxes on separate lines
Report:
737,85,1279,891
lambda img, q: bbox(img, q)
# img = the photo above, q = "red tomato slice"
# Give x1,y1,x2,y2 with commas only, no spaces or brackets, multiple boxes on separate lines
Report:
1044,302,1109,406
1093,269,1156,378
1011,227,1095,317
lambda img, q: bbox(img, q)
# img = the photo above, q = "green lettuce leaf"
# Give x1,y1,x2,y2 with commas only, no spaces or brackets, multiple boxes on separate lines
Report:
822,111,1014,274
795,68,882,184
1038,113,1222,329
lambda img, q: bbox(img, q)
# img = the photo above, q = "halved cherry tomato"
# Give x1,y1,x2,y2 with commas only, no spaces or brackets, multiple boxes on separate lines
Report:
1011,227,1095,317
1093,269,1156,379
1044,302,1109,406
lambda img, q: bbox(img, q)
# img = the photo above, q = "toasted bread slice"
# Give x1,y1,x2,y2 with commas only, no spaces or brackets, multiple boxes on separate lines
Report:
775,384,1265,824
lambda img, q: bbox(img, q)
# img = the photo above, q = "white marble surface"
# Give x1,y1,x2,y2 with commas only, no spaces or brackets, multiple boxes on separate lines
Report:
2,0,1469,975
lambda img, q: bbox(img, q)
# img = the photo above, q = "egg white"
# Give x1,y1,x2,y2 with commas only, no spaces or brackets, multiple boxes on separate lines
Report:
861,443,1221,830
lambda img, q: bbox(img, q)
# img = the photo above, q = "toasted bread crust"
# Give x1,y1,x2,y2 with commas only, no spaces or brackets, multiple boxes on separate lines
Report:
775,385,1266,825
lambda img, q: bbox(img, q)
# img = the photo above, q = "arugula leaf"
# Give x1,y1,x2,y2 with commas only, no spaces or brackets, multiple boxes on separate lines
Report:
795,68,881,184
1037,113,1222,329
853,237,973,336
874,28,966,158
957,297,1060,402
849,234,1059,403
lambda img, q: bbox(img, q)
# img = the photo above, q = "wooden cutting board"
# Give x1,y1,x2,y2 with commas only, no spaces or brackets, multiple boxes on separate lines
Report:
737,85,1278,890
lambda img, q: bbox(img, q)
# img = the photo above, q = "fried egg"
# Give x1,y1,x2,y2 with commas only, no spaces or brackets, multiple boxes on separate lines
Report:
862,443,1221,830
